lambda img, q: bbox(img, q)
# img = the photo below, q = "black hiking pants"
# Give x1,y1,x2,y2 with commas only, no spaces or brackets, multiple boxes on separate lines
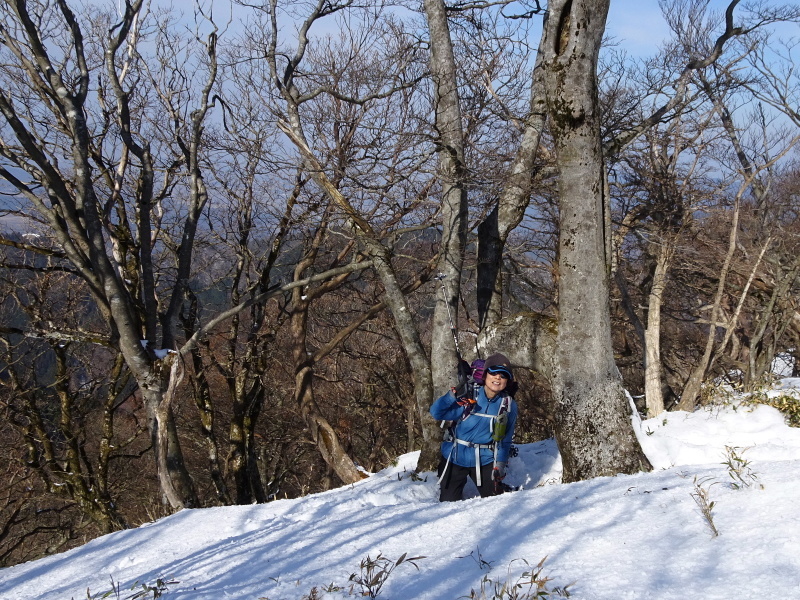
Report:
437,456,497,502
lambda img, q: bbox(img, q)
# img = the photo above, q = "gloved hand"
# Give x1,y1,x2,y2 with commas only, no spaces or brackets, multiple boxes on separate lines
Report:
457,358,472,383
493,462,507,481
453,359,473,399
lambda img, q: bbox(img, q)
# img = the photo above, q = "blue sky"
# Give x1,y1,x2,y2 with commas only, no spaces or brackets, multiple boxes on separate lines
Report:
606,0,671,55
151,0,794,60
607,0,799,58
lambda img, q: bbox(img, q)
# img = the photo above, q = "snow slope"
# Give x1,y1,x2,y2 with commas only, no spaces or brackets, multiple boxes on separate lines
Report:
2,380,800,600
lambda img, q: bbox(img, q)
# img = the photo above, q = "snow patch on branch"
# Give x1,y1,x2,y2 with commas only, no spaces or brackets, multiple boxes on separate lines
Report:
140,340,176,359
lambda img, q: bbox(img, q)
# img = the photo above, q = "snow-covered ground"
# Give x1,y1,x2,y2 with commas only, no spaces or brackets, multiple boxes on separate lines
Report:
3,380,800,600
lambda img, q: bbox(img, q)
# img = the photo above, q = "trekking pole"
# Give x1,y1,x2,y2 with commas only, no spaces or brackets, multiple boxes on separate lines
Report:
434,273,461,357
435,272,466,429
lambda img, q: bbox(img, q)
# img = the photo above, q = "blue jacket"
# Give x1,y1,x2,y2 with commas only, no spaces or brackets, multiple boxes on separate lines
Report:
430,385,517,468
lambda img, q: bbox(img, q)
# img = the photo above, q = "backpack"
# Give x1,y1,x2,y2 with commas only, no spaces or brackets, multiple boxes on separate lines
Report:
470,358,486,385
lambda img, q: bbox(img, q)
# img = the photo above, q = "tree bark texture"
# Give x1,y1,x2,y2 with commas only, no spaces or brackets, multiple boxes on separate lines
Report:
477,312,558,385
294,364,367,485
644,241,671,416
153,357,198,508
423,0,469,387
542,0,651,481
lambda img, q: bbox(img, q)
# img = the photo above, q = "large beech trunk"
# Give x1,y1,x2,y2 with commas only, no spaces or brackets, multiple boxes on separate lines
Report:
542,0,651,482
423,0,469,427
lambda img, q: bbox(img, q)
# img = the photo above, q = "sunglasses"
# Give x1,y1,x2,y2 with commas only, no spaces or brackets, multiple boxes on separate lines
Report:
486,367,510,380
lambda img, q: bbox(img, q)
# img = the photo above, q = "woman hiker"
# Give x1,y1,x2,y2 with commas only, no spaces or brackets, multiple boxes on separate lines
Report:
430,352,518,502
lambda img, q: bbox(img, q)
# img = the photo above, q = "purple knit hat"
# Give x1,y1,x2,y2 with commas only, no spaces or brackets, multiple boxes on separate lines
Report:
483,353,513,380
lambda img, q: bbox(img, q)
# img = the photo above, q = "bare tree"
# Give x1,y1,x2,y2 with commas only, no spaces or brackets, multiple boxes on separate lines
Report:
0,0,217,506
240,0,452,471
422,0,469,405
675,1,800,408
0,259,146,563
612,110,722,416
605,0,800,416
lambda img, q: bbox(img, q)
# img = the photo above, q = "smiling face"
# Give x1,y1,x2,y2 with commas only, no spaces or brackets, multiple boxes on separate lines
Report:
484,370,509,398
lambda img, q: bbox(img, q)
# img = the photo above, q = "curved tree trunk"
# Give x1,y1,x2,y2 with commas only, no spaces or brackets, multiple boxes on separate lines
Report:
370,250,441,471
276,118,442,472
542,0,651,482
289,296,366,485
151,357,198,508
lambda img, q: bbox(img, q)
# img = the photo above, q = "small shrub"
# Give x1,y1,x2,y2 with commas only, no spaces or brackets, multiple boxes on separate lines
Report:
461,556,573,599
698,375,800,427
721,445,762,490
81,575,177,600
349,552,425,598
691,476,719,537
301,586,321,600
743,392,800,427
698,380,737,408
458,547,494,572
